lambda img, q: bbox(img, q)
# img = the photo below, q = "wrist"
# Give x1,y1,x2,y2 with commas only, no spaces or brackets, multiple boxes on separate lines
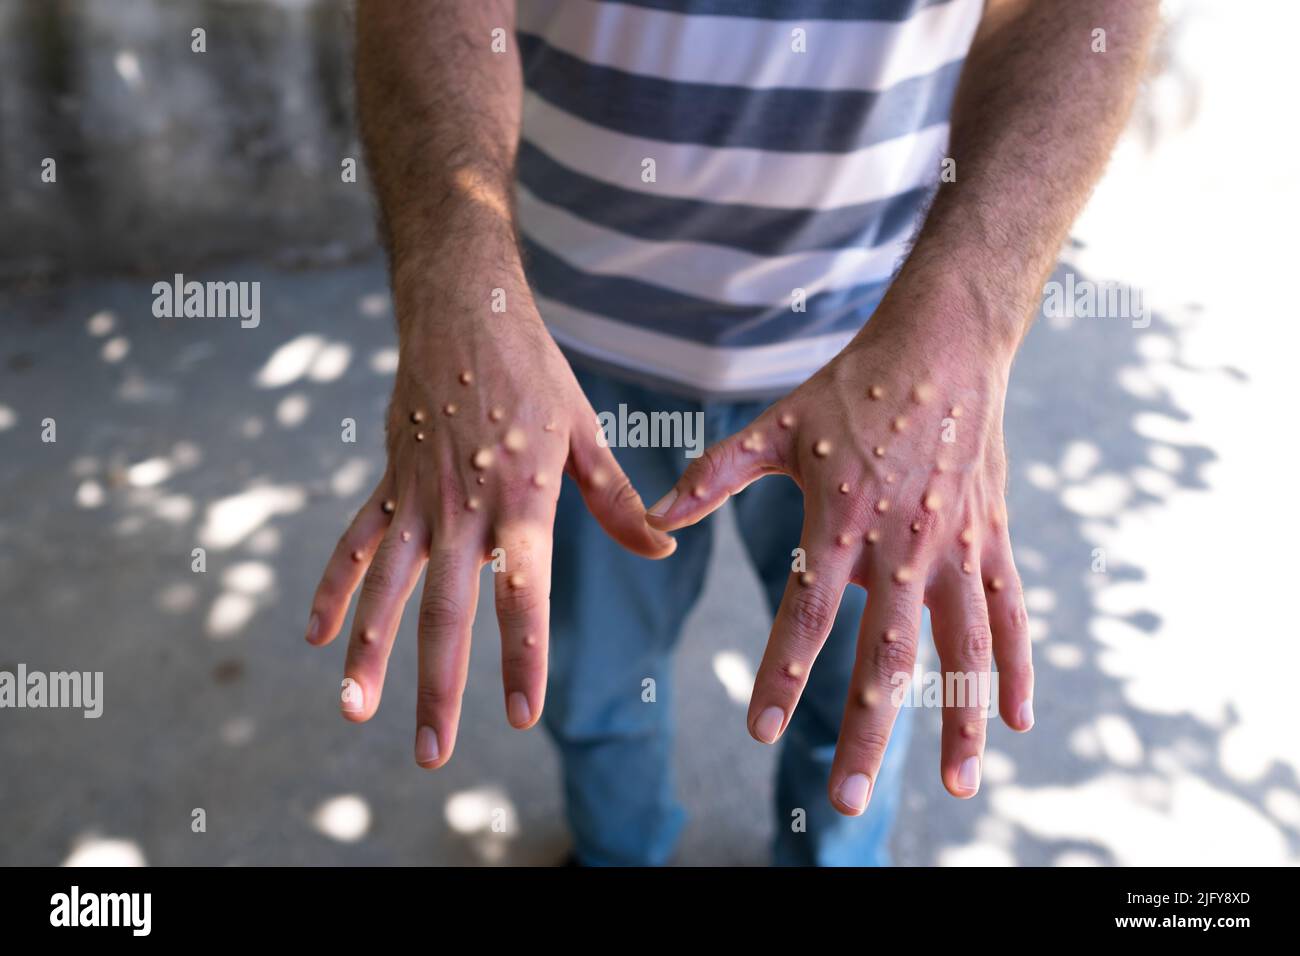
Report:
389,218,535,338
866,254,1028,371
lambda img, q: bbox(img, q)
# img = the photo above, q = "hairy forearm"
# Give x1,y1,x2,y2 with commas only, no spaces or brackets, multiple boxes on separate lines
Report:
355,0,527,329
883,0,1160,359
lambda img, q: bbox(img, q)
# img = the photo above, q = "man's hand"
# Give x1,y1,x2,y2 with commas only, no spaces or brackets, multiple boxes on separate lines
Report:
645,282,1032,816
305,280,674,768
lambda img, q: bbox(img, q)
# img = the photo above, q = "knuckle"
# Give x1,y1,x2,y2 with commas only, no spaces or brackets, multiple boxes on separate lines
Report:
961,623,993,666
359,556,400,600
418,591,465,635
846,726,892,765
873,636,918,682
786,582,838,638
694,443,730,487
496,582,542,625
416,682,453,713
607,472,639,508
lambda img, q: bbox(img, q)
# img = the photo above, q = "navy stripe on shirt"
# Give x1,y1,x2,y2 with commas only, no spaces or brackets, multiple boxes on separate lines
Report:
520,235,896,347
518,139,932,257
518,32,964,153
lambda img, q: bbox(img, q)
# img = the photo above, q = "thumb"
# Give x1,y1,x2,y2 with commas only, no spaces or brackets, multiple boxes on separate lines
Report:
645,420,784,532
568,417,677,559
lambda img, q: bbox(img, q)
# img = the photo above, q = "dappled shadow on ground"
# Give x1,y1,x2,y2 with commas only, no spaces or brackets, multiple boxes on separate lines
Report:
1,250,1292,866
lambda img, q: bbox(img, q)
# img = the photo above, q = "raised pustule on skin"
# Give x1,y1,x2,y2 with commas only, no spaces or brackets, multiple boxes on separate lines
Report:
779,413,795,429
960,527,974,545
523,634,537,647
443,403,457,417
875,498,889,513
351,549,364,562
868,385,884,400
382,499,396,514
410,410,425,425
873,446,885,458
531,473,547,489
911,383,933,404
508,573,526,589
910,521,921,533
489,407,504,423
836,533,851,547
543,421,557,432
471,448,494,470
893,566,914,584
786,661,805,679
891,416,907,433
400,530,412,543
692,484,706,499
465,497,480,512
858,685,880,708
839,482,850,494
361,627,377,645
949,405,963,418
813,439,832,458
590,468,609,489
799,571,816,587
503,426,526,453
865,529,880,544
987,576,1004,593
741,432,764,452
414,431,426,442
962,560,973,574
458,370,473,386
961,722,980,740
923,492,942,512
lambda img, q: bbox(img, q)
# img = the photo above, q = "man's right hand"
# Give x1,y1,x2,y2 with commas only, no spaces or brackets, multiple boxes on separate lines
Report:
304,256,675,768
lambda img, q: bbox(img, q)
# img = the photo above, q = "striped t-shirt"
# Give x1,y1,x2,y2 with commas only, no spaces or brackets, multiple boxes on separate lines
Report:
515,0,981,399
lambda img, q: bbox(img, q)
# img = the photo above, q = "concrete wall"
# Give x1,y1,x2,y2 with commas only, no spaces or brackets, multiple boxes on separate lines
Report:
0,0,374,280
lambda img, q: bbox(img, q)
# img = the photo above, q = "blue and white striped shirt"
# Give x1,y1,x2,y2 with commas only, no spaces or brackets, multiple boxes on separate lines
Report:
516,0,981,399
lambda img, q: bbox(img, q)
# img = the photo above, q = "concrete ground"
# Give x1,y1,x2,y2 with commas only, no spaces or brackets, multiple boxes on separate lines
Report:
1,0,1298,866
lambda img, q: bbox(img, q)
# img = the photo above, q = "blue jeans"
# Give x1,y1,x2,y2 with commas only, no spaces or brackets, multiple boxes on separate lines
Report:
543,363,918,866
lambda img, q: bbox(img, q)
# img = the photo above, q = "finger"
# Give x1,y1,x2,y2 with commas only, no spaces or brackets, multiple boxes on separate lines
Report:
338,502,428,723
981,524,1034,731
826,573,925,816
929,561,994,799
568,415,676,559
306,483,395,646
412,540,483,769
645,413,787,532
746,509,857,746
492,517,553,729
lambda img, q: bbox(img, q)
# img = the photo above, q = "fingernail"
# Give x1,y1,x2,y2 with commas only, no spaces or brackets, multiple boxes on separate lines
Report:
958,755,981,793
507,692,531,727
305,612,319,643
753,705,785,744
340,677,363,713
647,488,678,517
1018,700,1035,731
836,773,872,813
415,725,439,764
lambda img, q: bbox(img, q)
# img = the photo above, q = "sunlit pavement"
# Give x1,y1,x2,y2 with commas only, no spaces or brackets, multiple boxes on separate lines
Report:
2,0,1298,866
